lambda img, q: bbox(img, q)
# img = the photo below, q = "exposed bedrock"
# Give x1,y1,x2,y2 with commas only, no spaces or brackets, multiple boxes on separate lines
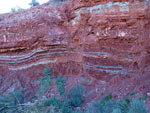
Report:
0,0,150,103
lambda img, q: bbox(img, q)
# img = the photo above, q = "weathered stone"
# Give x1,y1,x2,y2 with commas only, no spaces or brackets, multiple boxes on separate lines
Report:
0,0,150,105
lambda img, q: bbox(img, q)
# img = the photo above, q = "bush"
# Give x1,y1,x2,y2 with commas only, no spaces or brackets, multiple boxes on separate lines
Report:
56,74,67,97
0,90,24,113
91,94,116,113
11,6,24,13
38,66,85,113
0,66,148,113
128,98,147,113
68,85,85,107
36,66,52,96
86,94,147,113
115,98,130,113
29,0,40,7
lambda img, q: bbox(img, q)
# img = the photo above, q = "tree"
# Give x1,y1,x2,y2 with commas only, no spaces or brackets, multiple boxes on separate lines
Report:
11,6,23,13
29,0,40,7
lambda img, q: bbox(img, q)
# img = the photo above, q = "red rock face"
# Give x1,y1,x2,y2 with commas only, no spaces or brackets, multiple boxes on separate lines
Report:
0,0,150,104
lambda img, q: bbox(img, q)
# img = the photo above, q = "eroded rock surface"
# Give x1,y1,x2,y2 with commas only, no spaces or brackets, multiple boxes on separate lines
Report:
0,0,150,105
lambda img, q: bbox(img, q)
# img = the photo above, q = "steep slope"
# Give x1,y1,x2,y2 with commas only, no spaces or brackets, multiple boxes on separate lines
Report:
0,0,150,106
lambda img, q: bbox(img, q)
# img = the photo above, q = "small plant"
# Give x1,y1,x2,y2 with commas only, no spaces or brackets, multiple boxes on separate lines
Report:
44,66,53,76
44,73,85,113
128,98,147,113
11,6,23,13
128,91,136,96
37,66,52,96
56,74,67,97
0,66,148,113
86,94,147,113
115,98,130,113
0,90,24,113
44,96,62,108
68,85,85,107
88,94,115,113
100,94,113,104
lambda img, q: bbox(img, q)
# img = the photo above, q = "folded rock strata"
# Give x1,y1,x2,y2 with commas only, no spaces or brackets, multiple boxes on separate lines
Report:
0,0,150,104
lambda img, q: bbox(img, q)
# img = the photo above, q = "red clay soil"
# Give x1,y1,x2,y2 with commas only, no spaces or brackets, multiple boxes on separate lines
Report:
0,0,150,108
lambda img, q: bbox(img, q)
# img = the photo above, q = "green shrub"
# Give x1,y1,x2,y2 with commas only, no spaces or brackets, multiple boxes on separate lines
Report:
86,94,148,113
128,91,136,96
115,98,130,113
112,108,122,113
0,66,148,113
29,0,40,7
87,94,115,113
100,94,113,104
37,66,52,96
0,90,24,113
44,96,62,108
11,6,24,13
29,105,62,113
56,74,67,97
68,85,85,107
128,98,147,113
43,66,53,76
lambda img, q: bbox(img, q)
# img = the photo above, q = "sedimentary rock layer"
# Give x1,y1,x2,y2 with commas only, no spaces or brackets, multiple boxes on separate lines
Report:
0,0,150,99
0,0,149,75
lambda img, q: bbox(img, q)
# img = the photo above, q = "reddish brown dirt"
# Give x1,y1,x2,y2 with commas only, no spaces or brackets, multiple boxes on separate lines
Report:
0,0,150,108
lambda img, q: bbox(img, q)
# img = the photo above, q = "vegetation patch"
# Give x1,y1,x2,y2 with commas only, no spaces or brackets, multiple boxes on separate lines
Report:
0,66,148,113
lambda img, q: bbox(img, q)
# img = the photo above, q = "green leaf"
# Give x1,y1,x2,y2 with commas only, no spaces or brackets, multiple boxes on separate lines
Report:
128,91,136,96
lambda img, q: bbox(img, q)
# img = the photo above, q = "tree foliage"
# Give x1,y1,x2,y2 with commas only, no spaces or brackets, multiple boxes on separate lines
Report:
29,0,40,7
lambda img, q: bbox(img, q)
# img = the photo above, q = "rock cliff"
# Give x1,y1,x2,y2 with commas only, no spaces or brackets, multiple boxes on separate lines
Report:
0,0,150,105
